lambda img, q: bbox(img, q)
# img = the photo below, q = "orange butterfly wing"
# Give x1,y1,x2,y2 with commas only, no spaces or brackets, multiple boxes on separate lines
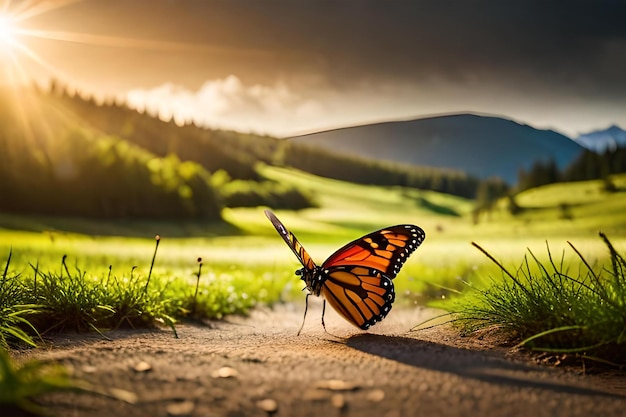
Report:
321,225,425,329
322,225,425,278
321,266,395,329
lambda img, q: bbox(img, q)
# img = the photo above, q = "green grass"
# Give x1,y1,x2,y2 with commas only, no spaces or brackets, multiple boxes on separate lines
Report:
489,174,626,237
0,250,40,349
451,232,626,366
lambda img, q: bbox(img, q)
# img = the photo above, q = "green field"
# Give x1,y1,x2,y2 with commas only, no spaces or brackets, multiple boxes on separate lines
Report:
2,166,625,303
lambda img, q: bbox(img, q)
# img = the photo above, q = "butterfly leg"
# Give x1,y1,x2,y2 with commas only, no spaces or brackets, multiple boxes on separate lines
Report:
297,293,311,336
319,301,343,339
321,299,328,334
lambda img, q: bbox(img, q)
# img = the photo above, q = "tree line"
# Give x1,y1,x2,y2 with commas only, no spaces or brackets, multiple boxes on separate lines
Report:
517,147,626,192
278,142,480,199
471,146,626,223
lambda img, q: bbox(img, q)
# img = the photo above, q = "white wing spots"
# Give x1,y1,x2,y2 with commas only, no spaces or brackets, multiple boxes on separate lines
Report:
358,274,396,330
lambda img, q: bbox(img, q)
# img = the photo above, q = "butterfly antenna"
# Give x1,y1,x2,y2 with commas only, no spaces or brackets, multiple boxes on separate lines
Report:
297,293,311,336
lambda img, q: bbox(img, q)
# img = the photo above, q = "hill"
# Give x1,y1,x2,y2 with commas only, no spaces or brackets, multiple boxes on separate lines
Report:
290,113,584,184
574,125,626,153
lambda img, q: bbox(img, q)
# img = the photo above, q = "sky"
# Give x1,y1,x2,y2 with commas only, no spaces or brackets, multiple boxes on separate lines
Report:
2,0,626,138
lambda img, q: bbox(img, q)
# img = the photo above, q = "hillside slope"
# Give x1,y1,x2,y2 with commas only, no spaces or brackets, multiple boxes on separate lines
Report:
291,113,584,183
0,88,224,219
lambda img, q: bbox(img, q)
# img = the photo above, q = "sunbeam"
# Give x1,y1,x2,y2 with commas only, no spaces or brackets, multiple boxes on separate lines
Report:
11,0,84,23
0,11,17,48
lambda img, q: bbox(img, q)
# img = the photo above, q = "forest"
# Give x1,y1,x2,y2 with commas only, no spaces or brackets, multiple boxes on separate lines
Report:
517,148,626,191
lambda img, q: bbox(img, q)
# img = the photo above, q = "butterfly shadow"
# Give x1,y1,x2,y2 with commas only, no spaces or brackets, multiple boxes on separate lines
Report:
345,333,624,399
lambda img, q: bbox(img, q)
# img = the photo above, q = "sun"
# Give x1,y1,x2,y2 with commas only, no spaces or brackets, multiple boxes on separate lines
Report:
0,12,18,51
0,2,77,84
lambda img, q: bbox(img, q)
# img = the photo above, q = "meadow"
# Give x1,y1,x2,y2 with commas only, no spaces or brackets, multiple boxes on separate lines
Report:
1,166,625,348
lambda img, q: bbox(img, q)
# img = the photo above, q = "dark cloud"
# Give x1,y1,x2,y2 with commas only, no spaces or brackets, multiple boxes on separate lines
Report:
33,0,626,95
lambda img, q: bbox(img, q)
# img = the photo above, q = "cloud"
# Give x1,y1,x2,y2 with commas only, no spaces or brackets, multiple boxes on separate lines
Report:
126,76,325,136
125,74,626,139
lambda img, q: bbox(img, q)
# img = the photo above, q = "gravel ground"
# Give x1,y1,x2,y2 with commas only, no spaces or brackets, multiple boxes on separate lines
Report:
8,300,626,417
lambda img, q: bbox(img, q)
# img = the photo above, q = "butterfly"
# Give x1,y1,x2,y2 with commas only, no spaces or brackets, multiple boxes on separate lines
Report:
265,210,425,333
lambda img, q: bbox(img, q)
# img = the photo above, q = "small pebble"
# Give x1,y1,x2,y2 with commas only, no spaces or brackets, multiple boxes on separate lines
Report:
82,365,97,374
256,398,279,414
133,361,152,372
211,366,239,378
166,400,195,416
109,388,138,404
316,379,359,391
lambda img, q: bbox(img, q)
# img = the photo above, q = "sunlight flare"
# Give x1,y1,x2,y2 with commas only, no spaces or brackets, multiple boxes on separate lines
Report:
0,12,18,51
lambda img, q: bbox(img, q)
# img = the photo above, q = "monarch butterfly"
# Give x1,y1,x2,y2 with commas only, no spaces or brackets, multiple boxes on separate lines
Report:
265,210,425,333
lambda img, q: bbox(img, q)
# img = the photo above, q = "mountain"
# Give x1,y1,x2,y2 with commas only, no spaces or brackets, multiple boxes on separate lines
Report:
574,125,626,153
290,113,585,184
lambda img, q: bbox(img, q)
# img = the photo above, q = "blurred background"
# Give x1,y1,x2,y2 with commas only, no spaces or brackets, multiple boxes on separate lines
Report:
1,0,625,305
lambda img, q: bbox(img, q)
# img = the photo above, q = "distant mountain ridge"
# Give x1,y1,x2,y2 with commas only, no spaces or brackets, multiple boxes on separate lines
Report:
574,125,626,153
290,113,585,184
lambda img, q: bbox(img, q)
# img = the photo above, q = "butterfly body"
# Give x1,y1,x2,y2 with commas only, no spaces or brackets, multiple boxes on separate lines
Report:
265,210,425,331
295,265,325,296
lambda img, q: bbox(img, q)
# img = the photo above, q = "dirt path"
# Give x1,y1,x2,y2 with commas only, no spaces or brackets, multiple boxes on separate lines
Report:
11,301,626,417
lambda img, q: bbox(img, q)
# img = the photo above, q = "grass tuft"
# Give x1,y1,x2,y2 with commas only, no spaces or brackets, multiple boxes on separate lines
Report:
454,232,626,366
0,348,88,415
25,261,115,336
18,257,181,338
177,270,266,321
0,250,40,349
